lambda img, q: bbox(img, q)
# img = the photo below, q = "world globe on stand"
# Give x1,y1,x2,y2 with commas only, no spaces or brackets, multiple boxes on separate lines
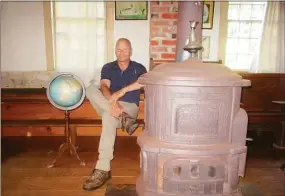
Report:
47,72,86,111
46,72,86,168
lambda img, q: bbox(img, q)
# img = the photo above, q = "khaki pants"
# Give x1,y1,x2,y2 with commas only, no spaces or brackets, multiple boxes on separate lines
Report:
86,83,139,171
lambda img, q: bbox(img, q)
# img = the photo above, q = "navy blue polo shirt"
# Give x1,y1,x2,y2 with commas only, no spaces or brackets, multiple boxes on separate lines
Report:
101,60,147,105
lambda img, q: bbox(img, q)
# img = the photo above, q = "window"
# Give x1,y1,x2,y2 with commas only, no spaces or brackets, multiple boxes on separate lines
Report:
225,2,267,70
51,2,106,83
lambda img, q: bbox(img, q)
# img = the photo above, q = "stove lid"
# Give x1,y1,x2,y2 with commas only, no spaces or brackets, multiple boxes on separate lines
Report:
139,59,251,87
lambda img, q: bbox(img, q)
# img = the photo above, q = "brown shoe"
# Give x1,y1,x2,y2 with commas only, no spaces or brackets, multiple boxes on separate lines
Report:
119,112,138,135
83,169,111,191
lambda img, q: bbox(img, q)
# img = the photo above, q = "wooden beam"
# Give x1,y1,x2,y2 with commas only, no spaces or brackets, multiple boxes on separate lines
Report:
43,2,54,71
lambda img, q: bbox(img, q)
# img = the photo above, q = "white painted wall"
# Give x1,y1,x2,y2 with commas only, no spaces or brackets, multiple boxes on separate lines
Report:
1,2,47,71
113,2,150,71
202,2,220,62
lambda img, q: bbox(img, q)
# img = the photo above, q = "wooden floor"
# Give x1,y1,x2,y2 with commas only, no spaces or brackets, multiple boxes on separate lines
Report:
1,136,285,196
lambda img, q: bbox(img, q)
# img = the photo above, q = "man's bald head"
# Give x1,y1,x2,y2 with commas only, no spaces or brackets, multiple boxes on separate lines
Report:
115,38,132,50
115,38,132,63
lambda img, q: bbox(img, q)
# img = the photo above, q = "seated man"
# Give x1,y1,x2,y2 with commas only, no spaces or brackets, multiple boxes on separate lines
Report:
83,38,147,191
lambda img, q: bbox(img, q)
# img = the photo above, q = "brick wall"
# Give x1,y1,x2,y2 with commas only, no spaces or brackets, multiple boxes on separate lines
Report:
150,1,179,62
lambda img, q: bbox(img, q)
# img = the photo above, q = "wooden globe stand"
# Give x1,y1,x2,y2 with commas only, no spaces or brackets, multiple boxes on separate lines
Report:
47,110,86,168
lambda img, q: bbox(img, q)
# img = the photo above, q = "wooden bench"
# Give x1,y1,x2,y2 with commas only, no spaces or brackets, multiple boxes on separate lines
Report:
1,88,145,137
1,73,285,138
240,73,285,133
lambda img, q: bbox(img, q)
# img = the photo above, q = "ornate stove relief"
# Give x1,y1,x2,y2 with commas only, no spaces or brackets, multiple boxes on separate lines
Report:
169,99,229,144
162,87,232,144
175,103,219,135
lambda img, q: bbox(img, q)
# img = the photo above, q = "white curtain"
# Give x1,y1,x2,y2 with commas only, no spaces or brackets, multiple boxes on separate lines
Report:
53,2,106,86
250,2,285,73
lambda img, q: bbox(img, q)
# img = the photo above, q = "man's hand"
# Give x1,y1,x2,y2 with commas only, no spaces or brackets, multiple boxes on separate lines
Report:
109,88,126,105
110,102,124,118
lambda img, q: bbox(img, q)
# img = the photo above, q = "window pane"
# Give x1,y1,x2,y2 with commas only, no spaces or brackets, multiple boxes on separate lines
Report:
238,38,250,54
239,4,252,20
251,22,262,38
226,38,238,54
69,22,87,36
55,36,68,66
227,22,239,38
73,50,87,70
96,21,105,36
95,36,105,68
55,21,69,34
251,4,265,20
230,2,265,5
97,3,105,18
69,36,88,51
249,39,259,54
56,20,104,37
239,22,251,38
237,54,251,70
56,20,87,36
56,2,87,18
225,54,237,69
87,2,105,18
228,5,240,20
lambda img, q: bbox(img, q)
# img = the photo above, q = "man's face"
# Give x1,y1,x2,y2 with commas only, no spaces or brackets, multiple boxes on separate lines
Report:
115,41,132,62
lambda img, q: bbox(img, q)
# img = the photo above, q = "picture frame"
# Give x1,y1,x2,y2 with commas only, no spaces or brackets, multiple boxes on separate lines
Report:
202,1,215,29
115,1,148,20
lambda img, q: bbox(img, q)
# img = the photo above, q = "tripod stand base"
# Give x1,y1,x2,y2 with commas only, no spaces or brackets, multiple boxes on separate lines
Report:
47,110,86,168
47,141,86,168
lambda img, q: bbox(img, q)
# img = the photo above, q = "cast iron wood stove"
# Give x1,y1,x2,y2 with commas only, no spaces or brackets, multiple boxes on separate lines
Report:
136,21,251,196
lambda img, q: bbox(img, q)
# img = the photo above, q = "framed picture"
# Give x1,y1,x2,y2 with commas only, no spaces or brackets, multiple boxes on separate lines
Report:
115,1,148,20
202,36,211,59
202,1,215,29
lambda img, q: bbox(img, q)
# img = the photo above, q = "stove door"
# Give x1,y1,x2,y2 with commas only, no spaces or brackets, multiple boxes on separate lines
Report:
162,157,225,195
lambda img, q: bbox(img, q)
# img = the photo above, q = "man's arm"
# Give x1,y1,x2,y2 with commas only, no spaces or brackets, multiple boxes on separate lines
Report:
109,80,144,104
122,80,144,94
100,79,112,100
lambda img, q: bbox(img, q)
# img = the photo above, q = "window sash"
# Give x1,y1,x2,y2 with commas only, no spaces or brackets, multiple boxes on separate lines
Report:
51,2,107,84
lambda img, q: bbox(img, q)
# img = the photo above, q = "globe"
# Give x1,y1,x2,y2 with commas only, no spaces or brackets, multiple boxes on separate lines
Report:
47,73,86,111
